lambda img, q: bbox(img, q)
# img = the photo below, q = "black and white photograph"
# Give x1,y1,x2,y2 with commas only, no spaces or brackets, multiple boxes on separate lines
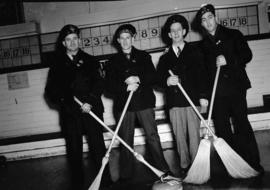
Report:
0,0,269,190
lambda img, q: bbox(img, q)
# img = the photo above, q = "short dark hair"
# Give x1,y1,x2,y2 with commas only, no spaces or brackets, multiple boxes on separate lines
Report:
115,24,137,38
58,24,80,42
197,4,216,21
165,14,189,36
55,24,80,52
112,24,136,49
161,14,189,45
191,4,216,34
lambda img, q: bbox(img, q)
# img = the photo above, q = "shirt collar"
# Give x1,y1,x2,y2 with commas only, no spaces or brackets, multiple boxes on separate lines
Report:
172,43,185,56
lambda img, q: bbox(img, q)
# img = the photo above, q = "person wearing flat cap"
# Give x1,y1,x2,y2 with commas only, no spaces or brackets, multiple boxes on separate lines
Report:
156,14,208,177
105,24,173,183
195,4,264,175
45,24,112,189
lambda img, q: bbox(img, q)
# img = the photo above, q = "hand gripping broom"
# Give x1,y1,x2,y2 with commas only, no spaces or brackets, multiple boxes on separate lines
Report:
178,66,220,184
78,91,134,190
206,69,259,178
192,67,259,178
209,41,259,178
169,68,258,182
168,70,212,184
74,96,181,187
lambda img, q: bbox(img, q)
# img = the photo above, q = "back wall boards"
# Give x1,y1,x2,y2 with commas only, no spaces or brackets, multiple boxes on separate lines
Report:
0,4,259,72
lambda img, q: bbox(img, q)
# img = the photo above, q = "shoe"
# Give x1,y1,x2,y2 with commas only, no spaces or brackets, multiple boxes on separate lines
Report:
164,170,174,176
160,171,181,182
182,167,189,173
100,179,113,189
179,167,190,178
113,177,133,188
255,165,265,177
0,156,7,168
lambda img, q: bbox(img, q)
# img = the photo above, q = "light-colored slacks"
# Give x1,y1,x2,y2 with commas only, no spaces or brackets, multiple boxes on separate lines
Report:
169,106,200,169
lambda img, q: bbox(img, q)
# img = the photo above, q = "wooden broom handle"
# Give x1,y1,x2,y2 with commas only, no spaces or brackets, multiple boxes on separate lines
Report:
74,91,133,155
168,70,216,137
74,96,135,153
74,96,171,179
207,66,221,125
106,91,133,152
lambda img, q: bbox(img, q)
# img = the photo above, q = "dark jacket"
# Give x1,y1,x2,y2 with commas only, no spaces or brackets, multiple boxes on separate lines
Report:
45,49,104,113
200,25,252,97
156,42,208,108
105,47,156,112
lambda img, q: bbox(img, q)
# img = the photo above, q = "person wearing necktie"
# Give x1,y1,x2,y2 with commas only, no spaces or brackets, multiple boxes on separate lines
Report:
45,24,112,189
177,46,181,57
157,14,208,177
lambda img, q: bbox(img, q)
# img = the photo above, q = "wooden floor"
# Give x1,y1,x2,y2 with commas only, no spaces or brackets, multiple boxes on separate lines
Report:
0,129,269,190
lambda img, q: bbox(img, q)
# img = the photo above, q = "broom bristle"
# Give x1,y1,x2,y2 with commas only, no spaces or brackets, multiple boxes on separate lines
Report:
213,138,259,178
88,156,109,190
183,138,211,184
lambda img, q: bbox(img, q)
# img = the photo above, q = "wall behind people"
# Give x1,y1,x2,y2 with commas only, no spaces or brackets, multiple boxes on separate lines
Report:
23,0,270,34
0,0,270,139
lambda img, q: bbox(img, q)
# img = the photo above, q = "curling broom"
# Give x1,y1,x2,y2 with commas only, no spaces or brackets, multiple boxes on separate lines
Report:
169,68,258,182
74,94,180,189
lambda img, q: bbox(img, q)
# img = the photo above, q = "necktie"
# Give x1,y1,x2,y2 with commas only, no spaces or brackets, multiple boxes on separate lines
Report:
177,46,181,57
72,55,76,61
125,53,131,60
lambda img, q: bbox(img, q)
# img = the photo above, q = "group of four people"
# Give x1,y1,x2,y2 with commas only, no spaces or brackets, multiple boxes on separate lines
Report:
45,4,264,189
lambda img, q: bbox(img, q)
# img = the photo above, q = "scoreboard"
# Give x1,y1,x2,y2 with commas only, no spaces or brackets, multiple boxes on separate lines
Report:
0,4,259,72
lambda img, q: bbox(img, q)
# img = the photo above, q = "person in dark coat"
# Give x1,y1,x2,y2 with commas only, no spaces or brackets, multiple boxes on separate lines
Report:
105,24,172,182
194,4,264,175
156,14,208,176
45,24,111,189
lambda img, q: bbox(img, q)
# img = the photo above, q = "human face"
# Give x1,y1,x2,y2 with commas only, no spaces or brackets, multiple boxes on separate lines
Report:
62,33,80,54
117,32,133,53
168,22,186,45
201,12,218,35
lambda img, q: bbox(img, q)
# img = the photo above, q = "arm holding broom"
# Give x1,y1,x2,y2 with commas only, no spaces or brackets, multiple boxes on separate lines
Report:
168,70,215,136
81,90,134,190
74,96,181,183
196,3,263,178
105,23,174,183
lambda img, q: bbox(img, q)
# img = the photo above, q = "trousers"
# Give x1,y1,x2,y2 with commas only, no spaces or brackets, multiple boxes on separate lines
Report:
169,107,200,169
118,108,170,179
213,91,261,171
